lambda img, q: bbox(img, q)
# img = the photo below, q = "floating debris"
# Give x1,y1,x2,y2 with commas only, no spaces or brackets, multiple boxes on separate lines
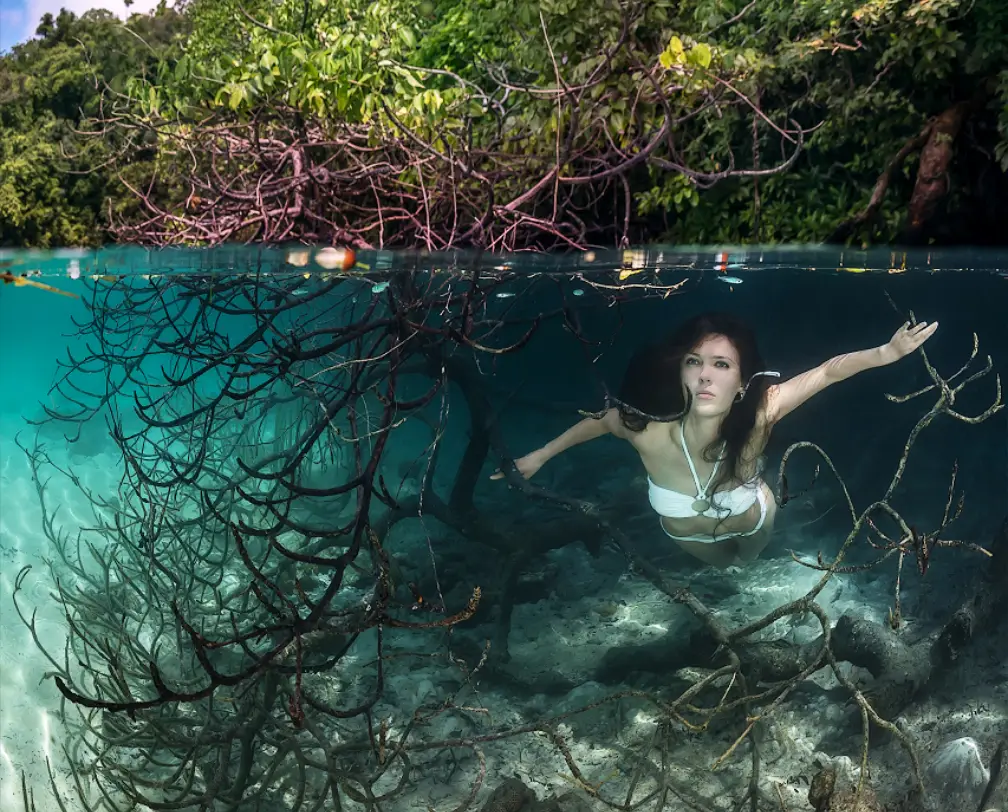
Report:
1,271,79,298
715,252,747,272
314,246,356,271
619,249,647,279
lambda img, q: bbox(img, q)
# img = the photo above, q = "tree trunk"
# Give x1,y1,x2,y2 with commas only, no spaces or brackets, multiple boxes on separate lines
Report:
898,100,975,243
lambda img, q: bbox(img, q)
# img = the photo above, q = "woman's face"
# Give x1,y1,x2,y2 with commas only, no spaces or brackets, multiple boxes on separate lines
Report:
681,334,744,416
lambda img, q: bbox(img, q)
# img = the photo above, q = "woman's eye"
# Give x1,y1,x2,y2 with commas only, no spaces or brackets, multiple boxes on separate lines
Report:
716,361,730,368
686,357,700,365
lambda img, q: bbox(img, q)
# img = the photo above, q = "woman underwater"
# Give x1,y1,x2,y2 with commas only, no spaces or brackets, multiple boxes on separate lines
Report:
493,312,938,569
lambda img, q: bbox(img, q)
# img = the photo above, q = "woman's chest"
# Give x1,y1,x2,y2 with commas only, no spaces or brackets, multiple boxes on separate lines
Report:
634,434,723,493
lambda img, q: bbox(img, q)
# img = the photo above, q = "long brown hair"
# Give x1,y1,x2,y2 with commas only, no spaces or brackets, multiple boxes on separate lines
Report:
616,312,771,491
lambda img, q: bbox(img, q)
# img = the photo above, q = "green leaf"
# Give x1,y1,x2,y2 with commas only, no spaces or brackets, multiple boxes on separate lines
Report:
174,55,189,82
659,35,685,69
688,43,712,69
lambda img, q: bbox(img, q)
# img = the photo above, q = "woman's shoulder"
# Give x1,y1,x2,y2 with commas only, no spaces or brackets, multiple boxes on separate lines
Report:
641,417,679,439
606,409,677,443
628,420,679,458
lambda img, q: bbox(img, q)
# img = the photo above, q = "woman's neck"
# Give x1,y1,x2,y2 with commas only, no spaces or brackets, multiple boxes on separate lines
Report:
682,411,724,450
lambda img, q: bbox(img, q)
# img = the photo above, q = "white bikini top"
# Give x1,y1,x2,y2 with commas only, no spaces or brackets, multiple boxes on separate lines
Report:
647,422,761,519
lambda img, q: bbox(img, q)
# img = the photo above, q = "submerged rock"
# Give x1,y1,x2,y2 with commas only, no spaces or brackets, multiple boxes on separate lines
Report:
476,778,592,812
924,737,991,812
478,778,535,812
808,765,882,812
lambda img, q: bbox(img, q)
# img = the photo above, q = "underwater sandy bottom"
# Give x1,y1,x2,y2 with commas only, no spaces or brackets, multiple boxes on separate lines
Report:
373,512,1006,811
0,415,1004,812
0,416,98,812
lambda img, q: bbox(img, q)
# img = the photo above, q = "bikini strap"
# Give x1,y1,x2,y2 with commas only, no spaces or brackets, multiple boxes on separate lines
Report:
679,422,722,499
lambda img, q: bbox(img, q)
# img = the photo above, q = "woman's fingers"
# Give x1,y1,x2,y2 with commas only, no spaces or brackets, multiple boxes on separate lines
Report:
908,321,938,349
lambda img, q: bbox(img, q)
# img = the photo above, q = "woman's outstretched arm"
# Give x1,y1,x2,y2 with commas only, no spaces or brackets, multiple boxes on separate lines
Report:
763,320,938,425
490,408,627,480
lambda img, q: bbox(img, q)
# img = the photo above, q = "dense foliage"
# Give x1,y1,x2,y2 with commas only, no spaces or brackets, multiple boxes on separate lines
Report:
1,0,1006,248
0,5,189,247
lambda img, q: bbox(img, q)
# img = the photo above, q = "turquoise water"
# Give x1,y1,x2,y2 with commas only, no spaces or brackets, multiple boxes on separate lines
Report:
0,245,1005,812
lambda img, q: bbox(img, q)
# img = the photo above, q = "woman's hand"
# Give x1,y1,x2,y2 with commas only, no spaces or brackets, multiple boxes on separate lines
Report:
490,450,545,480
880,320,938,364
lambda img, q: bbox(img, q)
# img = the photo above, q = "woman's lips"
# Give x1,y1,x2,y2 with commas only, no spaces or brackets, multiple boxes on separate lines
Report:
696,392,715,399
